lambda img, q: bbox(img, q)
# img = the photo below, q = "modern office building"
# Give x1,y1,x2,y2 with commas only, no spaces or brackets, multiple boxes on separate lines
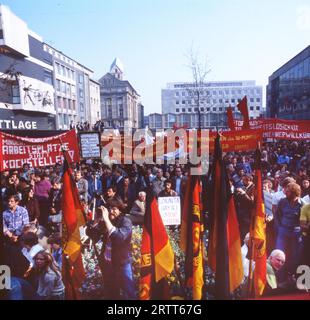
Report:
0,4,100,131
267,45,310,120
98,58,140,132
161,80,263,129
0,4,56,131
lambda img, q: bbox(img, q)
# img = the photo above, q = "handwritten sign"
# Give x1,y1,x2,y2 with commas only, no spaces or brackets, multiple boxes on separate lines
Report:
79,132,101,159
158,196,181,226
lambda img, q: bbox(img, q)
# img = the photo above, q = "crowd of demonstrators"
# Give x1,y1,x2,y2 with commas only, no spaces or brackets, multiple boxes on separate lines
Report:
1,163,64,300
69,121,91,132
1,139,310,299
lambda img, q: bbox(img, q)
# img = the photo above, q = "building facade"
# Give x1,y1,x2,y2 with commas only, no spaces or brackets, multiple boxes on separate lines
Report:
267,45,310,120
161,80,263,129
43,44,97,130
89,79,101,127
0,4,56,131
98,58,140,132
0,4,100,131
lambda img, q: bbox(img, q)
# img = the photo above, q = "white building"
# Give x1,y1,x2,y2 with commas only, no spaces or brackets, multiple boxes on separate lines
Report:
160,80,263,129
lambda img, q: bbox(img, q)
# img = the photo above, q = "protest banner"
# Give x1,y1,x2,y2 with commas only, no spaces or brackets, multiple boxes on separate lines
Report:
0,129,80,171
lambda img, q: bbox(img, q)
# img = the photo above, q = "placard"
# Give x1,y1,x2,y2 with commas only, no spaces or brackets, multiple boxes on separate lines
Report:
79,132,101,159
158,196,181,226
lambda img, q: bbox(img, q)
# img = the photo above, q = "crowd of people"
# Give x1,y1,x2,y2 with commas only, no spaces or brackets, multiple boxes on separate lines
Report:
1,139,309,299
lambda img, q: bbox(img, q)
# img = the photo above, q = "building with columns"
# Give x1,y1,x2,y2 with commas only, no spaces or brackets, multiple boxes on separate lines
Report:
98,58,140,132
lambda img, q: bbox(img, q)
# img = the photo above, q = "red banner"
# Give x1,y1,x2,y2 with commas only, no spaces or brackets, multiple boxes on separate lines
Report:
0,130,80,171
233,118,310,140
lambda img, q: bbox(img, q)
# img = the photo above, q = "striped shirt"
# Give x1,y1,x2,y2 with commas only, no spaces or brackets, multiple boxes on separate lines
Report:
3,205,30,236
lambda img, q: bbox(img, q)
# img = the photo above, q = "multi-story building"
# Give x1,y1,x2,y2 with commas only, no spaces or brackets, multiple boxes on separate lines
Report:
0,4,56,131
44,44,97,130
98,58,140,132
137,103,145,128
89,79,101,127
267,45,310,120
0,4,100,131
161,80,263,129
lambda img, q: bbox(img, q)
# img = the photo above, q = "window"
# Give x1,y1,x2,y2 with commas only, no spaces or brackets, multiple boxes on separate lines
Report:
250,98,254,102
119,106,124,117
0,29,3,39
200,107,204,112
79,74,84,84
182,108,186,112
231,99,235,103
64,114,68,125
176,108,180,112
58,114,63,126
61,65,65,76
206,108,210,112
56,79,60,92
72,100,76,110
188,108,192,112
250,106,254,111
12,84,20,104
219,99,223,103
212,107,216,111
256,106,260,110
79,89,84,98
61,81,66,94
63,98,67,109
213,99,217,103
66,68,70,78
175,92,179,97
44,70,53,85
256,98,260,102
182,91,185,96
80,103,84,112
182,100,185,104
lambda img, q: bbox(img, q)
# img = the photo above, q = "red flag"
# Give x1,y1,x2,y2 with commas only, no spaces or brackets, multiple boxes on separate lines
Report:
139,193,174,300
61,155,86,300
237,96,250,130
226,105,235,131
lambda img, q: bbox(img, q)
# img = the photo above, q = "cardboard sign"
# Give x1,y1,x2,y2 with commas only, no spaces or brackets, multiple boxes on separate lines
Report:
158,196,181,226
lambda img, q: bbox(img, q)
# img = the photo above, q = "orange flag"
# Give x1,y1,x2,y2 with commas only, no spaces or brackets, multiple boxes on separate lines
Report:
180,174,204,300
62,155,86,300
250,149,267,297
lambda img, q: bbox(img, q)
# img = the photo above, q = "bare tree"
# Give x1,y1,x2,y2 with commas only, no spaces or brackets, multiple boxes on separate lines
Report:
184,45,211,129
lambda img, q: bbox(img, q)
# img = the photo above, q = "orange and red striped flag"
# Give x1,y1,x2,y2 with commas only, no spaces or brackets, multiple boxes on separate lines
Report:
62,155,86,300
139,192,174,300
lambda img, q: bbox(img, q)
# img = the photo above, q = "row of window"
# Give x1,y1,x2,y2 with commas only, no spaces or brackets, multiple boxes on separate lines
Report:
175,106,261,113
175,97,261,105
57,96,76,111
174,88,261,97
280,57,310,81
58,113,77,126
55,62,75,80
55,79,76,96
